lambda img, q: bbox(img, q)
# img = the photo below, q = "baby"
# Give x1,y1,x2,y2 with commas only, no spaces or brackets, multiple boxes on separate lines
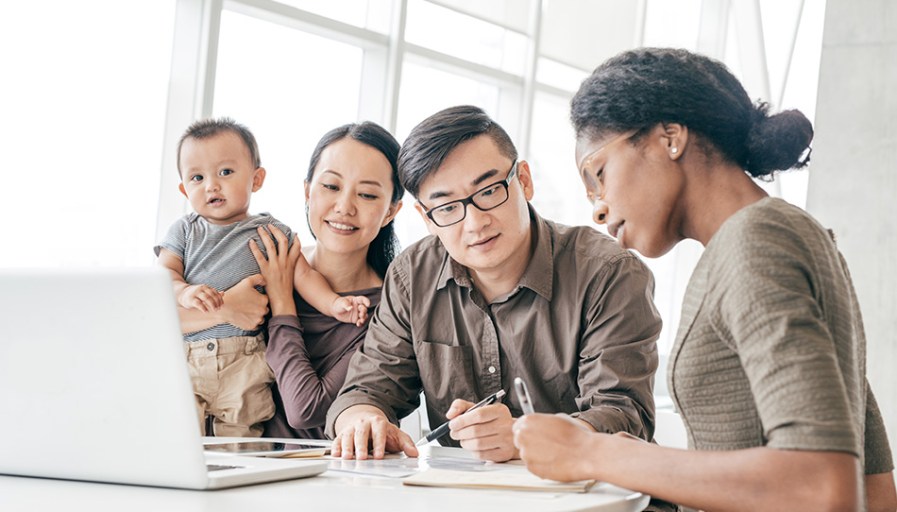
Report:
155,117,368,436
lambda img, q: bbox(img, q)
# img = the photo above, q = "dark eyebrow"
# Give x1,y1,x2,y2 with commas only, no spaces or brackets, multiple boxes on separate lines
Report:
472,169,500,186
427,169,500,201
320,170,383,188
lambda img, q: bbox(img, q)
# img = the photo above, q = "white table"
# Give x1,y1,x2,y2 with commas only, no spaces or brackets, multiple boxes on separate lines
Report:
0,471,648,512
1,439,650,512
1,440,648,511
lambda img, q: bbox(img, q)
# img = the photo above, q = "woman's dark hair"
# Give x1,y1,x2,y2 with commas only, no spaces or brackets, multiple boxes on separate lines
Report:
571,48,813,178
306,121,404,279
398,105,518,198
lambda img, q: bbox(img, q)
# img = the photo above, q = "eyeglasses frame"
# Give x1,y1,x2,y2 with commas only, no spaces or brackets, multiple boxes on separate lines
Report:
419,160,519,228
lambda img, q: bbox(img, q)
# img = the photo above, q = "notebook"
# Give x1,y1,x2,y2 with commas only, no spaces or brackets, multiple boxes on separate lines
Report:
403,468,595,493
0,267,327,490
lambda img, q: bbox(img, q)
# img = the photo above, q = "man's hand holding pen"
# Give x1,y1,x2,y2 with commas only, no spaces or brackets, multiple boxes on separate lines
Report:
442,390,518,462
333,389,521,462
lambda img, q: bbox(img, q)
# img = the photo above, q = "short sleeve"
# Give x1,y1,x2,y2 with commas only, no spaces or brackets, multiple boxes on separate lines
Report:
154,215,190,258
710,216,860,457
256,213,294,254
266,215,293,242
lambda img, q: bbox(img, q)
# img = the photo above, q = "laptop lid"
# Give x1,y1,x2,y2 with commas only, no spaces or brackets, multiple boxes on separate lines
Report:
0,267,325,489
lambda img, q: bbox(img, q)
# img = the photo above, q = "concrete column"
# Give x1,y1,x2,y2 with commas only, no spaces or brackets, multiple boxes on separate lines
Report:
807,0,897,462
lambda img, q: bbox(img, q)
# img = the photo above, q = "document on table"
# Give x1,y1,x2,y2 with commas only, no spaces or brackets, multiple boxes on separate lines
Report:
325,447,489,478
402,467,595,493
327,456,423,478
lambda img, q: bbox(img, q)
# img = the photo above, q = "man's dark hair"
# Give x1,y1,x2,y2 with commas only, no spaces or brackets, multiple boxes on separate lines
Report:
397,105,518,198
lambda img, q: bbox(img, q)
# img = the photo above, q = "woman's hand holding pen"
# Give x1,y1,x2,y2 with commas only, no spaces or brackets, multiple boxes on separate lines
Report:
513,413,605,482
445,398,517,462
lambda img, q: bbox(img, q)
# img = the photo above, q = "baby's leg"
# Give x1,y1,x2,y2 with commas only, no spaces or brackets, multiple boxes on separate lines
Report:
184,341,216,436
211,334,275,437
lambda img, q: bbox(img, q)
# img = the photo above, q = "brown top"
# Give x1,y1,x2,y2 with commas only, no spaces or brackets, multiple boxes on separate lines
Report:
670,197,893,474
325,207,663,443
263,287,381,439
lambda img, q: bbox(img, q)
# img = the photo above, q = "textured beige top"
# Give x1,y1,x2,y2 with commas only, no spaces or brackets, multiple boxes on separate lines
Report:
669,197,892,474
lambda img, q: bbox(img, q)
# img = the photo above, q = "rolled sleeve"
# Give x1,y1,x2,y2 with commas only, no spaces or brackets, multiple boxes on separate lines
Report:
571,254,661,439
324,260,422,438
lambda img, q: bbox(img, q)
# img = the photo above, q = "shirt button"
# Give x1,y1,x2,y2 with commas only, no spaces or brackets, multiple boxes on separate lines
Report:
488,366,496,374
207,342,215,351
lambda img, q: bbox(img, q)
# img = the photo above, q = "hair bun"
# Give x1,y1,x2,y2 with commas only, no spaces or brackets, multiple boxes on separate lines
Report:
744,106,814,177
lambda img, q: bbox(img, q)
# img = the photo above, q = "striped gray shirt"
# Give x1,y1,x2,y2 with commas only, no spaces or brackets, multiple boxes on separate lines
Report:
155,212,291,342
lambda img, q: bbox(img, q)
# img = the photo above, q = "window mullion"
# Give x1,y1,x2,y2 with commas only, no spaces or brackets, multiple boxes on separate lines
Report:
384,0,409,133
155,0,223,243
518,0,543,157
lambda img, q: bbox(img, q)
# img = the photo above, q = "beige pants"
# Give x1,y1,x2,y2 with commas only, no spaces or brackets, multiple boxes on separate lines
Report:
185,334,275,437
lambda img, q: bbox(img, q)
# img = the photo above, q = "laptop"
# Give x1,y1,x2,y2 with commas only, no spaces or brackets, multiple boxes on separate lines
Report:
0,267,327,490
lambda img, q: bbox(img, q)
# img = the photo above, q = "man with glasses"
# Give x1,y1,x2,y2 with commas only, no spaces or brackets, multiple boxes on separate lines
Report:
326,105,662,462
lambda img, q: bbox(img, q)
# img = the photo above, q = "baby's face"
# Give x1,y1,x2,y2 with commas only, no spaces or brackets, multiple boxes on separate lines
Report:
178,131,264,225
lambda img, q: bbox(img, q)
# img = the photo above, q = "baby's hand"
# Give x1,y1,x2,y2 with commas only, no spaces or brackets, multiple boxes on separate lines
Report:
331,295,371,327
178,284,224,312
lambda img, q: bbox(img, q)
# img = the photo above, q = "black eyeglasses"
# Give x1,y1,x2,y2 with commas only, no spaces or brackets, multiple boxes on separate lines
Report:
420,161,518,227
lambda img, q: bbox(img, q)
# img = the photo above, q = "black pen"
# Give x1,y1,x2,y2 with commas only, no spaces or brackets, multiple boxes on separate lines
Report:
415,389,507,446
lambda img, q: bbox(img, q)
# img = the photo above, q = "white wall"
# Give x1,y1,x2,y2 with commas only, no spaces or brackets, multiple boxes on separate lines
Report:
808,0,897,460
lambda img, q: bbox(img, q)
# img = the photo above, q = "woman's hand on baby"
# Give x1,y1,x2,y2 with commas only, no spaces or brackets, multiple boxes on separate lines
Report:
250,225,301,307
219,275,269,330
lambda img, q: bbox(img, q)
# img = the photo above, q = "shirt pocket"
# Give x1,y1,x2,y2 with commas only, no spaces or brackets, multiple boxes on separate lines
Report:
546,371,577,412
415,340,477,427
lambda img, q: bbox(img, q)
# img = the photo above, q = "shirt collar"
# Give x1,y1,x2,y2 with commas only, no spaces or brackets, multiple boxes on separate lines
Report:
435,250,467,290
434,204,554,301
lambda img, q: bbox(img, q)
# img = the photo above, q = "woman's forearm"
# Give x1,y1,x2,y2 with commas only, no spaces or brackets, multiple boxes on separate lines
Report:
590,436,860,512
866,472,897,512
267,316,349,429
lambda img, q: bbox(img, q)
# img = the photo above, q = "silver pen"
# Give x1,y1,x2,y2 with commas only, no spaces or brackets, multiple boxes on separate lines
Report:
513,377,534,415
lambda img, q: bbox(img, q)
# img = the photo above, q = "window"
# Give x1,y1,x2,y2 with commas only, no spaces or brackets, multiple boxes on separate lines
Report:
213,8,365,242
404,0,528,75
0,0,175,267
528,92,591,227
274,0,393,33
6,1,827,409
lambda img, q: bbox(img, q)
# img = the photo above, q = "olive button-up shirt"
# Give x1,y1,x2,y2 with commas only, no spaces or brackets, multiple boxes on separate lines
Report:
326,208,662,443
